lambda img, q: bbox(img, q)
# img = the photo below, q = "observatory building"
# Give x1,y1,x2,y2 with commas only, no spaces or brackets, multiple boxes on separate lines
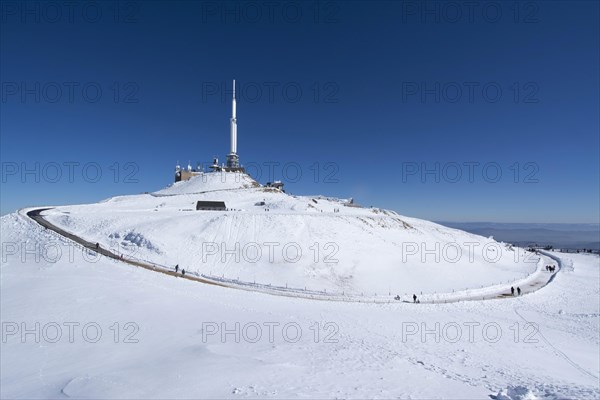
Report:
175,79,244,182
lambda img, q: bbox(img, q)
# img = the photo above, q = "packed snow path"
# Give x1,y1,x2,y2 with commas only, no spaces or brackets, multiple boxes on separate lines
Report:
26,207,560,304
26,208,228,289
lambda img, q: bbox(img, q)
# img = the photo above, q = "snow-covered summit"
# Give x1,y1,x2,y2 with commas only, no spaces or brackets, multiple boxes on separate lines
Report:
154,171,260,196
37,172,539,296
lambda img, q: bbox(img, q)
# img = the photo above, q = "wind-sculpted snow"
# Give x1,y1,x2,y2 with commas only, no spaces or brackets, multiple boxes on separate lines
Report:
109,231,161,254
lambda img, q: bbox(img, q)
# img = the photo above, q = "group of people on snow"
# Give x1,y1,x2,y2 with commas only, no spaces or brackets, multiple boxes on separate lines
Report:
92,243,191,278
392,294,419,303
545,265,556,272
510,286,522,296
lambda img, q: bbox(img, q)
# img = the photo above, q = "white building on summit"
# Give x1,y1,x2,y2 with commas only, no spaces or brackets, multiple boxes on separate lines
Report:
175,79,244,182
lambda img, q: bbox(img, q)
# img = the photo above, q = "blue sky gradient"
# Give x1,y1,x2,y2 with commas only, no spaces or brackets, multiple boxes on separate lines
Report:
1,1,598,223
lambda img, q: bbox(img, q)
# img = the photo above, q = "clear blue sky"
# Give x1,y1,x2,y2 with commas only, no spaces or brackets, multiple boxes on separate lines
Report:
1,1,598,223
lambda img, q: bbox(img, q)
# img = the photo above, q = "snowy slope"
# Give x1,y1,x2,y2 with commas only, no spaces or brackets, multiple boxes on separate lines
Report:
154,171,260,196
1,211,598,399
38,172,537,297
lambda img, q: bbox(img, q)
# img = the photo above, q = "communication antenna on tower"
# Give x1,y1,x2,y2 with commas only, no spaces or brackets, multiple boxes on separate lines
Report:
226,79,240,170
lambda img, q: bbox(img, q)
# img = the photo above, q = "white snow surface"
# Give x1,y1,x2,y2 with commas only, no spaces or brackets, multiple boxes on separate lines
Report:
1,173,598,398
39,172,537,297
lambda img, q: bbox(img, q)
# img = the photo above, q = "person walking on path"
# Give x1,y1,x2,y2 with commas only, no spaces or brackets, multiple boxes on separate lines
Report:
413,294,417,303
517,287,521,296
511,286,515,296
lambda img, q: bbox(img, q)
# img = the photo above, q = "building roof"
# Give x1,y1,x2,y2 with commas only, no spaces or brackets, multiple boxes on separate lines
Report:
196,201,227,210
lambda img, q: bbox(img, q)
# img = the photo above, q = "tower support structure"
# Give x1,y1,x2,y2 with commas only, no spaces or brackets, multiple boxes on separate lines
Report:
226,79,242,170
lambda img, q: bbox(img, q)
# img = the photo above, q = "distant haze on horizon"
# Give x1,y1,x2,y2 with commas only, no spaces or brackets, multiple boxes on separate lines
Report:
438,221,600,251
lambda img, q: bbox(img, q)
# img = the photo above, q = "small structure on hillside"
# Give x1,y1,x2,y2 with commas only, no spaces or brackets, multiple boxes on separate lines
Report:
266,181,284,191
175,161,203,182
196,201,227,211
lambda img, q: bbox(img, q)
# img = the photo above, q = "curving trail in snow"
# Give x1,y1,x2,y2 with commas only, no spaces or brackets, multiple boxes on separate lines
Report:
25,208,228,289
25,207,560,304
4,209,598,399
36,172,542,298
